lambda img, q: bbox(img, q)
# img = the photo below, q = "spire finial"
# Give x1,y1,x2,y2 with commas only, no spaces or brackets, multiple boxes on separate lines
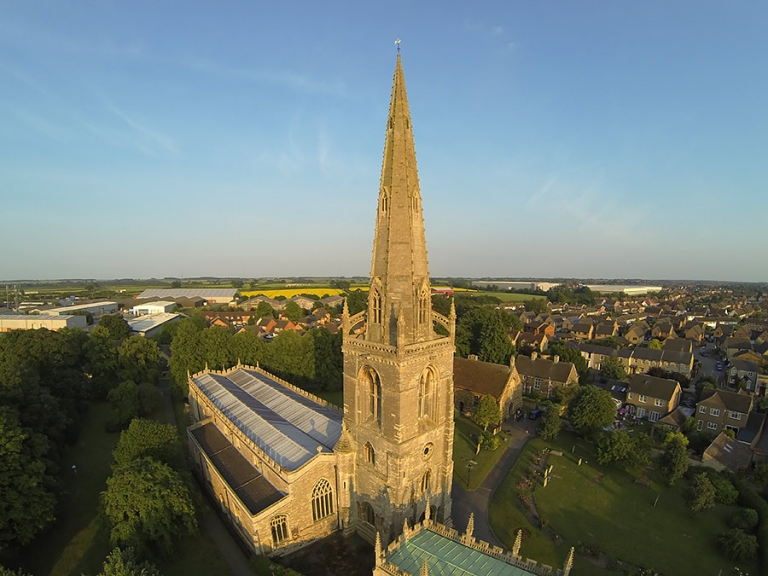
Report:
395,38,401,53
374,531,383,566
420,558,429,576
424,495,431,524
465,513,474,539
512,529,522,557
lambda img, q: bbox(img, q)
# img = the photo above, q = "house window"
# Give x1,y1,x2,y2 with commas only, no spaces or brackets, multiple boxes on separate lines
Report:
534,378,542,390
311,479,334,522
649,411,660,422
699,406,706,414
729,411,742,420
710,408,720,417
364,442,375,466
636,407,646,418
639,395,647,403
707,422,718,431
697,419,703,431
627,393,633,400
421,470,431,493
654,398,663,407
270,515,289,546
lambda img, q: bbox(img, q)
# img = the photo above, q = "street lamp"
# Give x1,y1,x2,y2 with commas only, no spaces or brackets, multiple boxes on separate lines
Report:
466,460,477,488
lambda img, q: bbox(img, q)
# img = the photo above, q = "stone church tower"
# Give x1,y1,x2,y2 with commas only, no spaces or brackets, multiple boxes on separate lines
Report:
341,54,456,545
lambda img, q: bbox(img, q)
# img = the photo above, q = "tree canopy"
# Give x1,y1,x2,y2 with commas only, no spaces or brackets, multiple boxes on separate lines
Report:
456,307,515,363
472,395,502,431
112,419,181,469
100,315,132,341
600,355,627,382
660,436,689,486
283,300,305,322
687,472,716,514
103,457,197,557
567,385,617,437
96,547,162,576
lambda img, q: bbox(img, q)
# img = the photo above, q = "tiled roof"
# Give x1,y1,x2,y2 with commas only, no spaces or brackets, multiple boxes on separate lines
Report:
453,357,513,398
515,355,576,384
699,389,753,414
627,374,679,401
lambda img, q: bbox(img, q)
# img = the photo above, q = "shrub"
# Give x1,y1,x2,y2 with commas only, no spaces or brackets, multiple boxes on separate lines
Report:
687,473,716,514
730,508,759,531
717,529,758,561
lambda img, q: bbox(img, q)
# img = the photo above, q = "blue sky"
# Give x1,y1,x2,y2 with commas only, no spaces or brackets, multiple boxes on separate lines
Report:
1,2,765,282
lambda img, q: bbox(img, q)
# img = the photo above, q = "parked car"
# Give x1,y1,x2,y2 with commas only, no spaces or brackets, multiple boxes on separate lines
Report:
716,362,723,371
528,409,544,420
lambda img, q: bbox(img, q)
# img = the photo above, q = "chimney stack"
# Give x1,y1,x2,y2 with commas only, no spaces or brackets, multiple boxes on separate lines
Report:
531,351,538,361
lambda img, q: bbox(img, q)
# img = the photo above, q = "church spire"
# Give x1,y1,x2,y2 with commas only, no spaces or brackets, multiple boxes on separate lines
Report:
368,54,432,346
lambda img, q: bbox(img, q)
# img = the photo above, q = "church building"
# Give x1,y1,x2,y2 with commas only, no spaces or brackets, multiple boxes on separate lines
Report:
186,54,569,575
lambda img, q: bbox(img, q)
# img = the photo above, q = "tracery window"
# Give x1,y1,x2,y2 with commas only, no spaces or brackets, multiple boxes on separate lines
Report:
419,367,436,420
270,515,289,546
418,287,429,324
361,366,382,425
311,479,334,522
360,501,376,526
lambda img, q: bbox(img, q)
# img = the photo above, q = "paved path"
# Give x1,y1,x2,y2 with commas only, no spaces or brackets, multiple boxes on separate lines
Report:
159,384,253,576
450,417,535,547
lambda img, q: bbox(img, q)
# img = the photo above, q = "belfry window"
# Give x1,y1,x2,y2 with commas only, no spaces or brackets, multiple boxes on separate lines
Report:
419,367,436,420
364,442,375,466
361,366,382,425
311,479,334,522
421,469,431,493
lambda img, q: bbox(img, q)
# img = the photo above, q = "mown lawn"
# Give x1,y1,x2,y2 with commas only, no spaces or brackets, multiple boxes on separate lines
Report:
453,415,510,490
19,402,120,576
490,432,758,575
483,291,547,302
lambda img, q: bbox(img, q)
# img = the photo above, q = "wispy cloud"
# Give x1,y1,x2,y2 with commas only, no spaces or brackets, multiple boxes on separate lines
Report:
180,57,347,97
465,22,519,53
106,103,178,156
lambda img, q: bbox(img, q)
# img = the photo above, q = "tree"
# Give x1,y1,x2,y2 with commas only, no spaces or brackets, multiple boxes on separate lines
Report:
660,436,689,485
107,381,141,431
524,299,548,315
567,385,616,437
0,407,56,552
545,342,588,377
85,327,121,398
598,430,635,466
118,337,161,385
231,279,244,289
477,312,514,364
717,529,758,561
112,419,181,469
472,395,501,431
648,338,663,350
254,301,275,319
345,290,368,315
100,315,132,341
97,547,162,576
687,472,716,514
283,300,305,322
170,280,182,289
103,458,197,557
538,404,562,441
168,318,207,398
730,508,759,531
600,355,627,382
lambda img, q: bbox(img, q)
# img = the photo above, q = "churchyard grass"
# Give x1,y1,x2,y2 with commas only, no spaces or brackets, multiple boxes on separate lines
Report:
490,432,758,575
452,415,510,490
314,389,344,408
19,402,119,576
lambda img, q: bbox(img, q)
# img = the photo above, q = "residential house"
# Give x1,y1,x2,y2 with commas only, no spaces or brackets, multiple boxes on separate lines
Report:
594,321,618,339
515,352,578,399
702,433,754,473
201,310,254,326
730,358,759,392
624,323,647,345
572,322,594,340
662,339,693,354
289,296,316,311
625,374,681,422
453,356,522,420
573,343,616,370
516,332,548,353
651,320,675,340
696,389,753,436
523,320,555,338
725,337,752,360
684,324,705,343
241,296,285,312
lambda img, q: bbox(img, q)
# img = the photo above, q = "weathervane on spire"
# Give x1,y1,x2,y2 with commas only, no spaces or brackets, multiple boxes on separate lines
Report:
395,38,401,53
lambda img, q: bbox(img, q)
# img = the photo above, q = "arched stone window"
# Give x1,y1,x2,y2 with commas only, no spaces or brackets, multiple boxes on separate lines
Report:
360,501,376,526
364,442,375,466
421,469,431,493
371,288,382,324
270,515,289,546
419,367,436,420
380,194,388,214
360,366,382,425
311,478,334,522
418,287,429,324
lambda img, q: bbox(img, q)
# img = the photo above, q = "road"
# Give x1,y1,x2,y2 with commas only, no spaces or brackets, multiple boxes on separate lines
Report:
692,342,727,387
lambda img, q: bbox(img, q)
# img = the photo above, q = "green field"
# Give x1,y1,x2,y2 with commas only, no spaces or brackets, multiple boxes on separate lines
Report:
482,291,547,302
489,432,758,575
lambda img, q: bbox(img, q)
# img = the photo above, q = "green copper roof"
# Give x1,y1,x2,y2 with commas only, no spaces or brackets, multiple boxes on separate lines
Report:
386,529,539,576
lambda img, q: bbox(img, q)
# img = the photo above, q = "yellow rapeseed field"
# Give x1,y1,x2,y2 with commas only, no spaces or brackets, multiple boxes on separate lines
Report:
240,287,355,298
